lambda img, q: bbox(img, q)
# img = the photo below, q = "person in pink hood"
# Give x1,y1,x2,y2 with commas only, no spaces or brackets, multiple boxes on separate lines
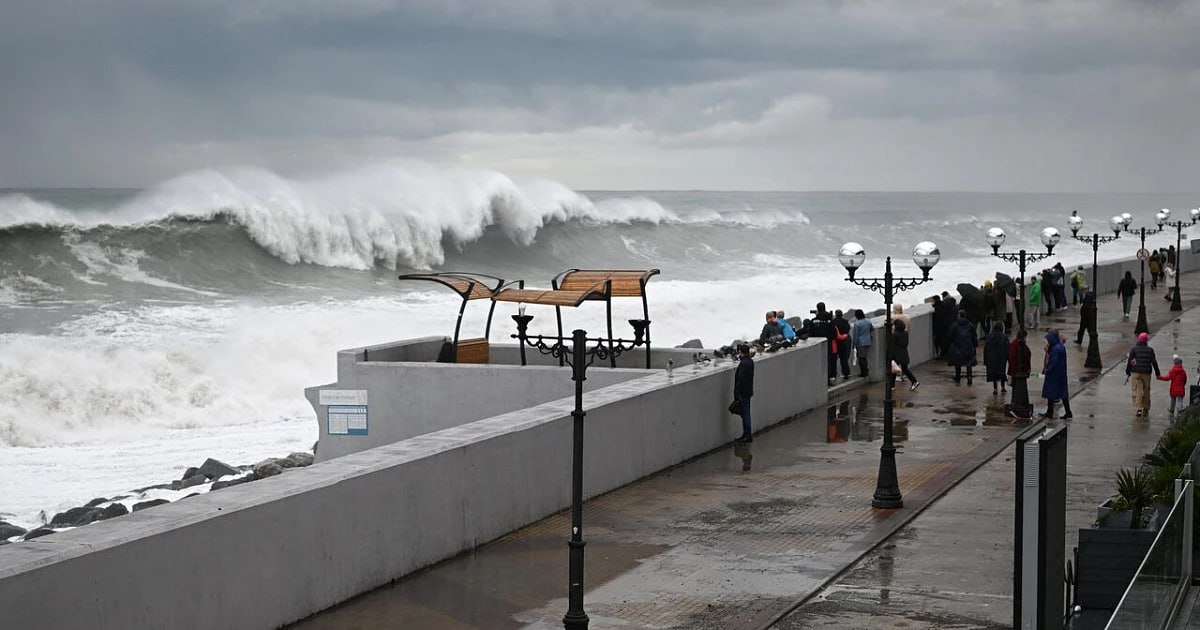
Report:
1157,354,1189,417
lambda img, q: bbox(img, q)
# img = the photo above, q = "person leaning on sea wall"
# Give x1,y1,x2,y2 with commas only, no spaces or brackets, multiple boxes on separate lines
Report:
732,344,754,442
890,319,920,391
832,310,852,381
1126,332,1161,418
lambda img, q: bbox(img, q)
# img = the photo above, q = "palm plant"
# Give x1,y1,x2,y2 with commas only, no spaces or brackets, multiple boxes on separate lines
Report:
1111,467,1155,529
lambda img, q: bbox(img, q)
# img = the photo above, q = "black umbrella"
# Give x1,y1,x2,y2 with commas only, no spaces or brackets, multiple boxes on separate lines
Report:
995,272,1017,296
956,283,983,303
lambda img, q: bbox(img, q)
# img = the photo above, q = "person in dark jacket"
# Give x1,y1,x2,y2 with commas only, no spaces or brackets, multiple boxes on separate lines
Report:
1040,331,1073,419
938,292,958,360
983,322,1009,394
890,319,919,391
1075,288,1097,345
733,344,755,442
1008,328,1033,416
1125,332,1161,417
811,302,836,384
929,295,945,359
1118,271,1137,322
832,310,852,380
948,310,978,384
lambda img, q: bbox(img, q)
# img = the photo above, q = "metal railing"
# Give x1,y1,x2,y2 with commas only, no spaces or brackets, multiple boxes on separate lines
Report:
1105,479,1194,629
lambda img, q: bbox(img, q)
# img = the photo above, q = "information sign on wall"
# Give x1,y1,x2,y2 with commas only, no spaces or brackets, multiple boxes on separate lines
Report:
327,405,369,436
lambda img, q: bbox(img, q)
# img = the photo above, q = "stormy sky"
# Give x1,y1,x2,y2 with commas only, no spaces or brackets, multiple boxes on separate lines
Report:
2,0,1199,191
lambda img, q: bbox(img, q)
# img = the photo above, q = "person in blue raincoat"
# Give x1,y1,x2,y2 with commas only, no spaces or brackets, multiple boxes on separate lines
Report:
1039,331,1074,419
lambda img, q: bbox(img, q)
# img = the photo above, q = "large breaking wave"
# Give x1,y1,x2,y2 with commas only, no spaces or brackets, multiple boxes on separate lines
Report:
0,162,809,271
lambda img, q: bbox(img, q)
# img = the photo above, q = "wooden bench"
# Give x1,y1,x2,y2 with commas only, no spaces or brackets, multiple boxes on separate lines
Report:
456,337,490,364
558,271,646,297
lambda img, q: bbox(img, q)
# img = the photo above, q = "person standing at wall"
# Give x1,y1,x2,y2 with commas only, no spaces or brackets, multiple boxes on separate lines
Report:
1040,331,1074,419
892,303,912,333
1118,271,1138,322
1158,354,1188,418
984,322,1009,395
1126,332,1161,418
1164,263,1177,302
733,344,755,442
890,319,920,391
833,309,852,381
851,309,873,379
1028,276,1043,330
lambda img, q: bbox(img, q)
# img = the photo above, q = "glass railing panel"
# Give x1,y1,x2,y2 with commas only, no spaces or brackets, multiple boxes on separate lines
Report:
1105,481,1191,630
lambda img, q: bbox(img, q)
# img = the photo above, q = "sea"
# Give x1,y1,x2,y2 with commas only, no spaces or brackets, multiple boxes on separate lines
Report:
1,161,1194,531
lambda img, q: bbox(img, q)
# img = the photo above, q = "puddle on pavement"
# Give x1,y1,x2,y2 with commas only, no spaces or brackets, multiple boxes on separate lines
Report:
290,537,668,630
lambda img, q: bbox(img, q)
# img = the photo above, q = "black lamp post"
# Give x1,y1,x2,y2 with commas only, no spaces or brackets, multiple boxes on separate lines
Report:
984,226,1060,419
1067,211,1125,369
512,326,647,630
1159,208,1199,313
1132,213,1167,335
838,240,939,509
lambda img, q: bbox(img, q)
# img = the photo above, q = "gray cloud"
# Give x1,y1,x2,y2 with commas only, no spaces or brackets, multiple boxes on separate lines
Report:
2,0,1199,190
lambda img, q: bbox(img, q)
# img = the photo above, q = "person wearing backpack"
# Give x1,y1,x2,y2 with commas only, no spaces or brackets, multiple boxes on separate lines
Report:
1126,332,1161,417
1157,354,1188,417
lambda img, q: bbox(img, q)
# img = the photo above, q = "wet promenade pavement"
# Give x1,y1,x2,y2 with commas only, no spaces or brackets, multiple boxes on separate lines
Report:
292,275,1200,630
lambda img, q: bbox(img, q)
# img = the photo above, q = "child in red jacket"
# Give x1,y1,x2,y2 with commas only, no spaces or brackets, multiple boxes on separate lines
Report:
1157,354,1188,416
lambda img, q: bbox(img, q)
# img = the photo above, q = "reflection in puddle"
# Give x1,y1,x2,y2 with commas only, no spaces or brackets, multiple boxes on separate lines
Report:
826,397,883,443
733,441,753,471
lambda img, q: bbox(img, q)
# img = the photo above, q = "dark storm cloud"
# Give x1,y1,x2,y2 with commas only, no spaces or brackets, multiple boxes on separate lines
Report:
1,0,1199,190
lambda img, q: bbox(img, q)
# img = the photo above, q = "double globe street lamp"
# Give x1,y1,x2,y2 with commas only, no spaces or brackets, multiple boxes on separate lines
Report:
1159,208,1200,313
984,226,1061,419
1067,212,1126,369
1129,212,1167,335
838,241,939,509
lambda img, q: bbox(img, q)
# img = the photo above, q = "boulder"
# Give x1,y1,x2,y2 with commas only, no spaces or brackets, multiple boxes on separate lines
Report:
171,473,209,491
254,461,284,478
785,316,803,331
285,452,314,468
99,503,129,520
83,497,108,508
23,528,56,541
180,467,201,481
675,339,704,349
0,521,27,540
211,474,255,491
132,499,170,512
198,458,240,480
49,507,104,527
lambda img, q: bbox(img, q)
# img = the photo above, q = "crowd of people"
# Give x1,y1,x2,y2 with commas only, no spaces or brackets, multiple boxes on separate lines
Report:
731,264,1192,441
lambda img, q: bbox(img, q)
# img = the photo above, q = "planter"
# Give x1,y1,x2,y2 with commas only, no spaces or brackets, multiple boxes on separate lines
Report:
1075,527,1157,613
1096,497,1134,529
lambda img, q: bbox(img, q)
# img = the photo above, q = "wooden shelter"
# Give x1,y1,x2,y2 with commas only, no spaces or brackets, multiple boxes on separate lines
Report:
395,272,520,364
